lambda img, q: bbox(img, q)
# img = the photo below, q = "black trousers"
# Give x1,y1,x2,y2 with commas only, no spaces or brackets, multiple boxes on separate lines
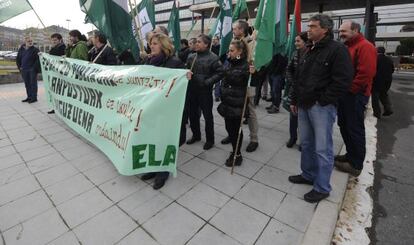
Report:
225,117,243,155
188,91,214,143
337,92,369,170
371,90,392,117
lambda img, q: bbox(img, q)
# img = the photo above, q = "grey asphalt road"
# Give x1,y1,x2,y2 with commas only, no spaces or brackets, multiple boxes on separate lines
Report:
369,72,414,245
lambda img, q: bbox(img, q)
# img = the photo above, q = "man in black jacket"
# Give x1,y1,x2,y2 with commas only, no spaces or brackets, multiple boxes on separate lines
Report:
186,34,223,150
372,47,394,118
288,14,353,203
266,53,288,113
47,33,66,114
49,33,66,56
16,36,40,103
178,39,191,63
88,31,118,65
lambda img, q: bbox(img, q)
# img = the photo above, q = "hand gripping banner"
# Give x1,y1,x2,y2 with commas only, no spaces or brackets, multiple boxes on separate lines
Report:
40,53,188,176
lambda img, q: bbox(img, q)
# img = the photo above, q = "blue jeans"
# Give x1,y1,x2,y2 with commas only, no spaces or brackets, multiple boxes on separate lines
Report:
214,81,221,99
269,74,284,107
21,69,38,100
299,103,337,194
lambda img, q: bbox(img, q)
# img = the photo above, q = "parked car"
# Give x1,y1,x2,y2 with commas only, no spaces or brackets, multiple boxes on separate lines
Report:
0,51,13,57
4,52,18,60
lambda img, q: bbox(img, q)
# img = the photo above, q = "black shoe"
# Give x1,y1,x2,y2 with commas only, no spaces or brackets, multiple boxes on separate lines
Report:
225,153,242,167
265,97,272,102
246,142,258,152
286,138,297,148
265,104,274,110
334,154,348,162
288,175,313,185
243,118,248,125
304,189,329,203
203,141,214,150
221,136,231,145
153,176,167,190
21,98,30,102
186,137,201,145
267,107,280,114
215,97,220,102
225,152,234,166
141,172,156,181
47,110,55,114
334,161,362,177
28,99,38,104
382,111,393,116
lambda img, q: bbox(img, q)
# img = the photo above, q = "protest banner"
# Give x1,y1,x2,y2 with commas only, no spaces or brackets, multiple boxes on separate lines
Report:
39,53,188,176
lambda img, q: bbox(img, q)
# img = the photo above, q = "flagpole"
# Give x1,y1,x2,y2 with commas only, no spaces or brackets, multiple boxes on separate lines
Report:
26,0,46,29
207,5,217,31
129,0,145,51
231,74,251,174
92,43,110,63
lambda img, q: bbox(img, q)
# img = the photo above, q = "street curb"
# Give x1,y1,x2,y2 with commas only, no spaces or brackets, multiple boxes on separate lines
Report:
301,144,348,245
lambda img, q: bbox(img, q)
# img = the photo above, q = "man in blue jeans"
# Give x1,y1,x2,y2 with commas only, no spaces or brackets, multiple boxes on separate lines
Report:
289,14,353,203
266,53,288,114
16,36,40,103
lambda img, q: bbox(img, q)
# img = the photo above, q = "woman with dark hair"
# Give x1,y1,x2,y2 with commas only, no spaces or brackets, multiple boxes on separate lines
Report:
217,39,250,166
140,33,187,190
284,31,308,148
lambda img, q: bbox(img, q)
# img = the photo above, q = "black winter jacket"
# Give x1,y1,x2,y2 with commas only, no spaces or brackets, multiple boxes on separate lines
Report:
178,47,191,63
144,55,185,69
88,45,118,65
186,50,223,93
49,43,66,56
372,54,394,92
218,58,249,118
291,36,353,108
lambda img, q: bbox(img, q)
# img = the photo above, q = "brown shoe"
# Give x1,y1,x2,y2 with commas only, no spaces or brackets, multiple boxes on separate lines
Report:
335,161,361,177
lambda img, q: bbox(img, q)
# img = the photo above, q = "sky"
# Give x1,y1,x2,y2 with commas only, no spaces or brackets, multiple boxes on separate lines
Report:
1,0,142,34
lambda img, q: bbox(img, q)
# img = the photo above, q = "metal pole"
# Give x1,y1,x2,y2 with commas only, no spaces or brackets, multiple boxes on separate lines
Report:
201,11,205,34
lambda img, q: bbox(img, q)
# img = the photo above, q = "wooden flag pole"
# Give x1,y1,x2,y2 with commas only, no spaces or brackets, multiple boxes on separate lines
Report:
91,43,109,63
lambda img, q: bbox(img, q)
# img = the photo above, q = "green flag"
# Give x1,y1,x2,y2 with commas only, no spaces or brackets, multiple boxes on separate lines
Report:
254,0,277,69
167,1,181,54
232,0,247,22
285,0,301,59
40,53,189,176
275,0,288,55
80,0,139,60
0,0,32,23
217,0,233,56
133,0,156,47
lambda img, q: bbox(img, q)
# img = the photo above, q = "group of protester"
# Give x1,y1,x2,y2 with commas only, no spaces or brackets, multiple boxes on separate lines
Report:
15,13,396,202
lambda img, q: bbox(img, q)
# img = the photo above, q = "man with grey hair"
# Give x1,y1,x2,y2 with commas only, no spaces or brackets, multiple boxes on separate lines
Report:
335,20,377,177
288,14,353,203
16,36,40,103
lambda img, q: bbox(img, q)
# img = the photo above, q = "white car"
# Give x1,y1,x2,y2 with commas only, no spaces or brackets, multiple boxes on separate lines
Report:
4,52,18,60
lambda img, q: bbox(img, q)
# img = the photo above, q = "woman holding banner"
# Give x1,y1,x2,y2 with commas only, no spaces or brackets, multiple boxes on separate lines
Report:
140,32,186,190
217,40,250,167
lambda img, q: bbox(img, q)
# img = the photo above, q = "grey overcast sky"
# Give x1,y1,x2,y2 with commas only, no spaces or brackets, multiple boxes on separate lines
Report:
1,0,143,34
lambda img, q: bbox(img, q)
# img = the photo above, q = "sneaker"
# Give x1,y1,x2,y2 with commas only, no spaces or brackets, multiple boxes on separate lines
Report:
21,98,30,102
286,138,297,148
334,154,348,162
221,136,231,145
334,161,362,177
141,172,156,181
225,153,242,167
304,189,329,203
186,136,201,145
246,142,258,152
382,111,393,116
267,106,280,114
288,175,313,185
203,141,214,150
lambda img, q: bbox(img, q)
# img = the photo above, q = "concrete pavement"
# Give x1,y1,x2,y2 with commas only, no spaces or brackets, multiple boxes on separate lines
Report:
0,82,347,245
